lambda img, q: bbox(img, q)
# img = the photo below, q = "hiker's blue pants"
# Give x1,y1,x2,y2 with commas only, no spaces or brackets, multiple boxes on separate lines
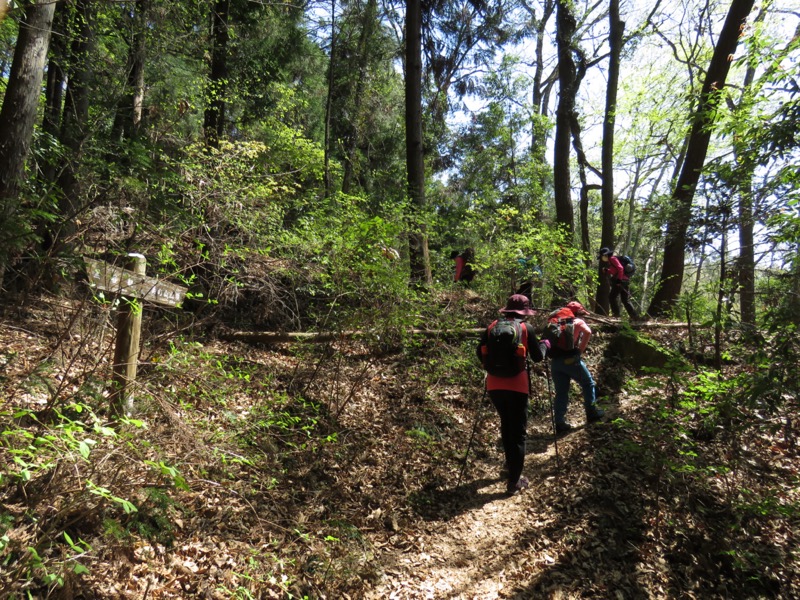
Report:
550,355,596,425
489,390,528,486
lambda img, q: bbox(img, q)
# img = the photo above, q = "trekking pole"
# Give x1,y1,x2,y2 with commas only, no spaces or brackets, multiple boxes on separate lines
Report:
457,379,487,488
544,361,561,469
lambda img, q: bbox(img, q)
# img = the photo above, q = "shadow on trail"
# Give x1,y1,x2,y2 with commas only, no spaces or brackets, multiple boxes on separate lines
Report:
506,327,788,598
411,477,509,521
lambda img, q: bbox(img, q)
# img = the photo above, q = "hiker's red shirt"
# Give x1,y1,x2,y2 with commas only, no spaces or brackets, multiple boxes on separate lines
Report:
606,256,629,282
454,255,465,281
487,367,529,394
484,322,541,394
572,318,591,353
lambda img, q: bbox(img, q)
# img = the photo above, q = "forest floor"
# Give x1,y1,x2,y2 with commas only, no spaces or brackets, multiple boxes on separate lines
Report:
1,291,798,599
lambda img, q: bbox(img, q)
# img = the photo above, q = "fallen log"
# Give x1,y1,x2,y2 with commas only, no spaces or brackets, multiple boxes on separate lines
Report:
220,320,702,344
220,328,486,344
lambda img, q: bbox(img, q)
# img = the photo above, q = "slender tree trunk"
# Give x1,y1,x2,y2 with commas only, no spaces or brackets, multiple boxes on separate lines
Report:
341,0,378,195
50,0,94,254
692,195,712,301
596,0,624,314
736,18,798,327
526,0,555,219
323,0,336,198
0,0,57,271
733,42,760,327
405,0,431,287
204,0,230,148
522,0,555,158
553,0,577,236
648,0,755,317
43,1,68,140
568,52,594,265
713,207,731,370
112,0,149,142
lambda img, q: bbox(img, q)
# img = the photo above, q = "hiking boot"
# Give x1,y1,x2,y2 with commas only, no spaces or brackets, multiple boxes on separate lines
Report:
506,476,529,496
586,406,605,423
555,422,574,434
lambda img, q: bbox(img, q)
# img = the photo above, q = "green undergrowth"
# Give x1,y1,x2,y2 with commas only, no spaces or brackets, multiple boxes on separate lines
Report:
2,291,799,597
607,334,800,596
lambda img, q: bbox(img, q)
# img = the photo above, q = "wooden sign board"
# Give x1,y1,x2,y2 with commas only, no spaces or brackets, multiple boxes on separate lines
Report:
85,258,187,307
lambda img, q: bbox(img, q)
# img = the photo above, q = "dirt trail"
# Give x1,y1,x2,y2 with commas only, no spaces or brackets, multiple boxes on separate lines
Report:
366,416,570,600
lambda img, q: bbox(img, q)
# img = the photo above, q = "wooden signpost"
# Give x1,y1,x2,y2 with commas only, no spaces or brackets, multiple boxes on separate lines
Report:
85,254,187,416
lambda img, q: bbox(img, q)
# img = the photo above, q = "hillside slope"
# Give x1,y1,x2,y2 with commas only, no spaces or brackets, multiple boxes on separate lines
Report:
1,293,797,599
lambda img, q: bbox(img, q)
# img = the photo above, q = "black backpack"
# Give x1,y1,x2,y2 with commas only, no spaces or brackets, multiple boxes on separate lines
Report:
619,255,636,275
480,317,528,377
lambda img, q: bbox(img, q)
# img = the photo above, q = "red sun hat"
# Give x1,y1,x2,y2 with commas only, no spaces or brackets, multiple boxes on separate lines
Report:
566,301,588,316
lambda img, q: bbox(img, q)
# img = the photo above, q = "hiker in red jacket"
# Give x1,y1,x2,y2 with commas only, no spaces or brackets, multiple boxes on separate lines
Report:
451,248,476,285
476,294,548,496
598,247,639,319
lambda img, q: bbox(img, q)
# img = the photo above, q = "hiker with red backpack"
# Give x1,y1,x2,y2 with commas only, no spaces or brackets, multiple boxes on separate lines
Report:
544,301,605,434
476,294,549,496
598,247,639,319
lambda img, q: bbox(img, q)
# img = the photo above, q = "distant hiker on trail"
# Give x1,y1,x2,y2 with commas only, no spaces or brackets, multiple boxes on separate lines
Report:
598,247,639,320
515,253,543,302
477,294,549,496
543,301,604,434
451,248,476,284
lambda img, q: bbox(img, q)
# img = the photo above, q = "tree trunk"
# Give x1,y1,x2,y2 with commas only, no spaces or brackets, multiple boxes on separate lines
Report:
341,0,378,195
521,0,555,156
0,0,57,273
112,0,149,142
50,0,94,254
732,27,762,327
568,52,593,263
518,0,555,220
648,0,755,317
553,0,577,236
43,1,68,140
405,0,431,287
596,0,624,315
204,0,230,148
323,0,337,198
736,17,797,328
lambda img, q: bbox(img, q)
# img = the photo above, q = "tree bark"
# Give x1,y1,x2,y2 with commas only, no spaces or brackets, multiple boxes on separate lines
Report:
112,0,149,142
596,0,624,315
323,0,337,198
0,0,57,248
204,0,231,148
405,0,432,287
648,0,755,317
553,0,577,236
341,0,378,195
50,0,94,254
43,1,69,140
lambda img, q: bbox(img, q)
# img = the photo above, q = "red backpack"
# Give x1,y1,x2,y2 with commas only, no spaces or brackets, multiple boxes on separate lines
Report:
544,308,575,351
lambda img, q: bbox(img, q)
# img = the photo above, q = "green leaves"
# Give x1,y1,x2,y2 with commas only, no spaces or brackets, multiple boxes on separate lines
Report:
87,481,138,514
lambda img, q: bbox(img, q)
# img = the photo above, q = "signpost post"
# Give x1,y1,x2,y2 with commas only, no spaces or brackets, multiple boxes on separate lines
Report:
85,254,187,416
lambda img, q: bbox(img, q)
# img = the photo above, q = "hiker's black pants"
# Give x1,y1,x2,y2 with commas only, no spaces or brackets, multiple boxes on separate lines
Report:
489,390,528,486
610,279,638,318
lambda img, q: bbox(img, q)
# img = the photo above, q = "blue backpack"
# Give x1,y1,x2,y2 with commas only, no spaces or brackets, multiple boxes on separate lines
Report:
619,255,636,275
